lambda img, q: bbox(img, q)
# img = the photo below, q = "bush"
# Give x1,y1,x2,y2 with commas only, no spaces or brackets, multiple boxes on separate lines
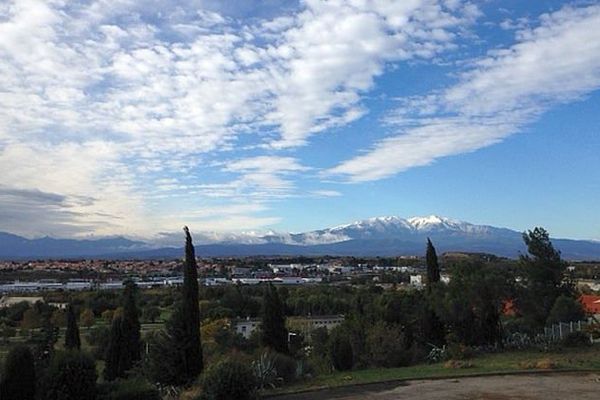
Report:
98,378,160,400
42,351,97,400
365,322,409,368
329,328,353,371
0,345,36,400
547,296,585,325
561,331,591,347
198,358,258,400
271,351,297,383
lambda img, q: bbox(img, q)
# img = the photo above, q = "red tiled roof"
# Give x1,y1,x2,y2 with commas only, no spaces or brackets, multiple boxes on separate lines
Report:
579,295,600,314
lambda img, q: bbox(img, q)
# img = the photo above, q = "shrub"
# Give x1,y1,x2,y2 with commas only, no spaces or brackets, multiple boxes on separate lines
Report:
0,345,36,400
329,328,353,371
97,378,160,400
547,296,585,325
198,358,258,400
271,351,297,383
561,331,591,347
365,322,409,368
42,351,97,400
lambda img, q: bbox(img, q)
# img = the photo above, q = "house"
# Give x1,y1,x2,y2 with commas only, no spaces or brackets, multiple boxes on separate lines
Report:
410,274,423,287
233,317,261,339
579,295,600,317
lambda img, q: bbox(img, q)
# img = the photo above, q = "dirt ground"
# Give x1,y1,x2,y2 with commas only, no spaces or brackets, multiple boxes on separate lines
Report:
274,372,600,400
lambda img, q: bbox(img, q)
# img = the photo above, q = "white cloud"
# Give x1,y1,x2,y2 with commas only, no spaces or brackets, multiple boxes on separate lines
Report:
0,0,479,236
329,4,600,182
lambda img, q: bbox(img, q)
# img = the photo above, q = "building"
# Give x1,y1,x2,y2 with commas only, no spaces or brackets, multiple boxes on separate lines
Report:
580,295,600,318
0,296,44,308
233,317,261,339
288,315,345,338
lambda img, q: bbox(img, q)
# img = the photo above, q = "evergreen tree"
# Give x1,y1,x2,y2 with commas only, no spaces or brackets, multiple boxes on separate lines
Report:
104,313,125,381
519,227,570,326
260,283,288,354
65,304,80,350
43,350,97,400
103,280,141,381
164,227,203,383
426,238,441,290
0,345,36,400
121,279,141,367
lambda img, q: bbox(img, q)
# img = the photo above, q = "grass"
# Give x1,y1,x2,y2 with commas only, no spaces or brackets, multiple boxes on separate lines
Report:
264,345,600,396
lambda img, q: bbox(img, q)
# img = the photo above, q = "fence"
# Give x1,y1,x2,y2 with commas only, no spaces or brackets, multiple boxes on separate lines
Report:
543,318,599,343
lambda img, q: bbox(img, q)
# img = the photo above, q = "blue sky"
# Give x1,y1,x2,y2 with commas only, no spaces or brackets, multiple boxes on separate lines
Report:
0,0,599,241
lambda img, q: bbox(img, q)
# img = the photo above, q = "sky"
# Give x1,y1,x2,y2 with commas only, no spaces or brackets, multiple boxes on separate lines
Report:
1,0,599,242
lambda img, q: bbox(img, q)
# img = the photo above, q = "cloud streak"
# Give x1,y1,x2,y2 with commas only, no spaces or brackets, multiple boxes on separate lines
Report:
329,4,600,182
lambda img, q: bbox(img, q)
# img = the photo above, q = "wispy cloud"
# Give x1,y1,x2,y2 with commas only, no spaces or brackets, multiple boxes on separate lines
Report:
329,4,600,182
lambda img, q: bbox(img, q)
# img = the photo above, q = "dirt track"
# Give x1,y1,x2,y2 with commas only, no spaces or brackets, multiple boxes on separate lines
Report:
274,372,600,400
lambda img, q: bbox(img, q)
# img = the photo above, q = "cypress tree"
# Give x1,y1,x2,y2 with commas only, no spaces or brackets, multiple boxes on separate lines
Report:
261,283,288,354
64,304,80,350
103,280,141,381
0,345,36,400
166,226,203,383
426,238,441,291
104,313,124,381
121,279,141,367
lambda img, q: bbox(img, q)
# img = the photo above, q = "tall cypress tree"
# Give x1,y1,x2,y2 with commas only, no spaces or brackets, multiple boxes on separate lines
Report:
1,345,36,400
261,283,288,354
64,304,80,350
426,238,441,291
103,280,141,381
167,226,203,383
121,279,141,367
104,313,124,381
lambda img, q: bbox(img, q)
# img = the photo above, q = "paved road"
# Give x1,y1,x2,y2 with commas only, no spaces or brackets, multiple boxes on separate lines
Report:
274,373,600,400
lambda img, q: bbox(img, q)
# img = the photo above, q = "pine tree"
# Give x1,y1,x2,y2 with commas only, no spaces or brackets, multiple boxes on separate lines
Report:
426,238,441,290
0,345,36,400
520,227,570,326
64,304,80,350
261,283,288,354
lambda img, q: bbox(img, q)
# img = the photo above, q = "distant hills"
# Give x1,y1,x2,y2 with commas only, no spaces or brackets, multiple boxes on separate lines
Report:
2,216,600,260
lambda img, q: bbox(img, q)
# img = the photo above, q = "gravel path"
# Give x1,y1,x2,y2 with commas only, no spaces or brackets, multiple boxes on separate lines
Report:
274,372,600,400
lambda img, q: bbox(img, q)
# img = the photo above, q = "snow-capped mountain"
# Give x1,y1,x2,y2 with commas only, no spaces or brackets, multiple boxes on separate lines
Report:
1,216,599,260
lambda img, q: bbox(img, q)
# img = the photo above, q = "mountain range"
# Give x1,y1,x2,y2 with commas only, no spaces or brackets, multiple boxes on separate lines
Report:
1,216,599,260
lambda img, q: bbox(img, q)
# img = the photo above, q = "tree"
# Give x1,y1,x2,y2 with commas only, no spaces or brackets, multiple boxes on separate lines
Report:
261,283,288,354
121,280,141,369
21,308,42,330
426,238,441,290
329,328,353,371
104,281,141,381
200,357,258,400
547,295,585,325
142,306,160,323
80,308,95,328
65,304,81,350
42,351,97,400
104,313,125,381
519,227,570,327
153,226,203,385
0,345,36,400
365,322,409,367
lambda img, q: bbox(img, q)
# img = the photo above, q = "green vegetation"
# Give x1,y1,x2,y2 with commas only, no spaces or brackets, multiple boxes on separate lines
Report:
0,344,36,400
